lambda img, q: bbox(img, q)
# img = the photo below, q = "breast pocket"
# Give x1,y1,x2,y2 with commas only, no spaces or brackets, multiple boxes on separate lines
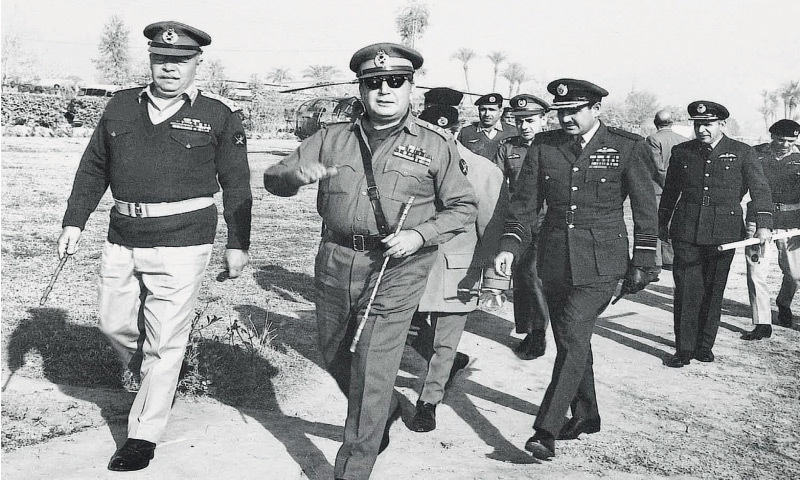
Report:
105,120,134,145
585,168,622,202
383,156,429,201
324,163,359,195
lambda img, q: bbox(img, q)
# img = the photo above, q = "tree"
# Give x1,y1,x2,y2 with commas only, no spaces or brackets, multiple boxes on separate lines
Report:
501,62,528,97
451,48,476,93
623,90,659,128
302,65,340,84
2,31,40,84
93,15,131,85
758,89,779,130
395,1,429,50
200,59,229,96
486,51,507,93
778,80,800,119
267,67,293,85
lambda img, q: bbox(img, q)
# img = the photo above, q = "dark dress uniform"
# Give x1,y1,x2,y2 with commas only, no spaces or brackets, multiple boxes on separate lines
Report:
660,134,773,358
458,121,517,161
496,135,531,194
501,119,658,439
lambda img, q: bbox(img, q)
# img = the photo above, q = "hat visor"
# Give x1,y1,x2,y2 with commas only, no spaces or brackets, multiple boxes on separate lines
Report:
549,100,595,110
357,67,415,79
512,109,546,117
689,115,720,121
148,46,201,57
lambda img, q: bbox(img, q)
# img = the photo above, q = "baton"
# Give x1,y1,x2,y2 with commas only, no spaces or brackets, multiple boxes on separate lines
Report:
350,196,415,353
40,255,70,306
717,228,800,252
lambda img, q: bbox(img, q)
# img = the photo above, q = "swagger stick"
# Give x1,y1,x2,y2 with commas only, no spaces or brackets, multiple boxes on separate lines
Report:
39,255,70,306
350,196,415,353
717,228,800,251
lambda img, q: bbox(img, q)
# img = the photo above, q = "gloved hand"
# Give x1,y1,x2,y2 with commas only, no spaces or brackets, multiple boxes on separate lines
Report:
623,266,661,294
478,288,507,310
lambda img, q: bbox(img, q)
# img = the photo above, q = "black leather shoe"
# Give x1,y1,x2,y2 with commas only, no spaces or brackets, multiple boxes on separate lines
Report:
108,439,156,471
741,325,772,341
524,432,555,460
664,352,692,368
693,350,715,362
447,352,470,383
410,401,437,432
515,331,546,360
557,416,601,440
379,404,402,454
778,306,793,328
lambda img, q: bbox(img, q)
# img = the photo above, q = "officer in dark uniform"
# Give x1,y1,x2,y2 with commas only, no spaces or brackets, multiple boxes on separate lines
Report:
457,93,516,160
423,87,463,109
58,21,252,471
495,78,659,460
659,101,773,367
496,94,552,359
264,43,477,480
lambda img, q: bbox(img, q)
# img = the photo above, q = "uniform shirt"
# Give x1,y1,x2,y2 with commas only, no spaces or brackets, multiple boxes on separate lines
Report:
62,86,252,249
746,143,800,229
659,135,773,245
457,121,516,161
495,136,531,195
500,122,658,286
645,127,690,194
263,111,477,247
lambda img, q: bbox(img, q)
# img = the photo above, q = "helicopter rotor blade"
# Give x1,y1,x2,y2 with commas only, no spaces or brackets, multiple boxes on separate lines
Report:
280,80,358,93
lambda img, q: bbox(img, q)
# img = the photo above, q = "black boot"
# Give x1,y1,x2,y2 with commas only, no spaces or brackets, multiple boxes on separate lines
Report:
108,439,156,471
410,401,437,432
741,324,772,340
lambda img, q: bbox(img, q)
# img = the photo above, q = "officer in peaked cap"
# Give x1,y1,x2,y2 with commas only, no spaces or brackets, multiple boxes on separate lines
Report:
510,94,550,116
660,100,772,366
424,87,464,109
265,41,476,480
458,92,516,160
496,77,659,459
144,21,211,56
499,93,550,193
742,118,800,341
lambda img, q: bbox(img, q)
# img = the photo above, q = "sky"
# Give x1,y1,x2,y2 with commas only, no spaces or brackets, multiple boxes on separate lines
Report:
2,0,798,136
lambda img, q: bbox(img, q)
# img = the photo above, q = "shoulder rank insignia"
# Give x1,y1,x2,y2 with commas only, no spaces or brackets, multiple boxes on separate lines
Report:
393,144,432,167
170,117,212,133
459,158,468,176
588,146,620,169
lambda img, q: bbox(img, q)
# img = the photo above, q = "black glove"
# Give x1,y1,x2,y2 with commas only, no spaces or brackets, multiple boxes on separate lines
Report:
623,266,661,294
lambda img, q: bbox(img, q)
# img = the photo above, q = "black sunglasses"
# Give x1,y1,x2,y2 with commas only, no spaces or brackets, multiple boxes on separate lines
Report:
360,75,411,90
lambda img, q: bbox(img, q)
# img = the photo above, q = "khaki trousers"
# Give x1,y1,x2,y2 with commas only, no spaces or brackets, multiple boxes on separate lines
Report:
746,227,800,325
98,241,213,443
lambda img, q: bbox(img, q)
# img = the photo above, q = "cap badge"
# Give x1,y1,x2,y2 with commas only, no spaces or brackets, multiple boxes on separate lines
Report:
437,116,448,127
518,98,528,108
374,50,388,68
489,95,496,103
696,103,707,114
162,28,179,45
557,84,568,96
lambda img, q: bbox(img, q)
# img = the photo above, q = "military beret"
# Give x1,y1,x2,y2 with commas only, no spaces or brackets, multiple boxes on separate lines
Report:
424,87,463,107
144,21,211,56
509,94,550,116
769,119,800,137
687,101,729,121
349,43,423,79
475,93,503,106
419,105,459,129
547,78,608,109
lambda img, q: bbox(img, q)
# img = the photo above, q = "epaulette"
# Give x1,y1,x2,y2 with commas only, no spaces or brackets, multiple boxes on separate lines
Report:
199,91,241,112
416,117,453,140
607,126,643,141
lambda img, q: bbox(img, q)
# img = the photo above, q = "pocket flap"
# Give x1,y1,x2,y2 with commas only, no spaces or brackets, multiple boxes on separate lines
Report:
591,225,626,242
170,131,213,149
445,253,473,269
105,120,133,137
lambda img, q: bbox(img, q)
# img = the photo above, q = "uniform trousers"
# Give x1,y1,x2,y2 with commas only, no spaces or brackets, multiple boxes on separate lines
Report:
410,311,467,405
533,276,617,437
314,241,436,480
746,227,800,324
672,241,735,353
98,241,213,443
512,242,551,334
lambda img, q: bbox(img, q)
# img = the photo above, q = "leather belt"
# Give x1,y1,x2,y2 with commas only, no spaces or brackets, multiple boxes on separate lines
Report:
775,202,800,212
325,232,385,251
114,197,214,218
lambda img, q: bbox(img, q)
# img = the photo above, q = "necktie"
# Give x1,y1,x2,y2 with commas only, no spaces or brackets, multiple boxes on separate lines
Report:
570,136,583,157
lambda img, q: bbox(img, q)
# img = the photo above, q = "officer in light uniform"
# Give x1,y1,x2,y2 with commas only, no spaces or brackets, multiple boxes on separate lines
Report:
743,119,800,339
659,101,773,367
457,93,516,161
264,43,476,480
495,94,552,360
58,21,252,471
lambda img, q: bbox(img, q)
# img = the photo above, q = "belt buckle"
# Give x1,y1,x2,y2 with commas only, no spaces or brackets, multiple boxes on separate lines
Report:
702,196,710,207
366,186,380,200
134,203,143,217
565,211,574,225
775,203,784,211
352,235,366,251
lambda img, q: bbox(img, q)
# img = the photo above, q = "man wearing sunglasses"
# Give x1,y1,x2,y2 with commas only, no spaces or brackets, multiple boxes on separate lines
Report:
264,42,477,480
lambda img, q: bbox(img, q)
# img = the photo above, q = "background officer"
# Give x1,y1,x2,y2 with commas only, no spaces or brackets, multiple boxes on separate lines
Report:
263,42,476,480
58,21,252,471
495,78,659,460
407,105,509,433
743,119,800,340
457,93,516,160
495,94,552,360
659,101,772,367
646,110,689,269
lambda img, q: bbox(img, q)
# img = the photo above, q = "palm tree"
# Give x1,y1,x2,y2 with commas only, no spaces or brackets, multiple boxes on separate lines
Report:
778,80,800,119
486,51,507,93
267,67,293,85
302,65,340,85
759,89,779,130
501,62,528,97
451,48,476,93
395,1,429,50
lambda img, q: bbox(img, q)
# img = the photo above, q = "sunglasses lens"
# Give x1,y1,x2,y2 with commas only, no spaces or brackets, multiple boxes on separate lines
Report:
385,76,406,88
362,75,409,90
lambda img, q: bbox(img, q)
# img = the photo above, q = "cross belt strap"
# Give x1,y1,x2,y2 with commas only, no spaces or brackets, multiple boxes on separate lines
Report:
354,129,392,236
114,197,214,218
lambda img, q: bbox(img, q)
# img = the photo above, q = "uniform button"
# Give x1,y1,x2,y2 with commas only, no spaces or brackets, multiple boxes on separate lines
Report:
568,224,575,229
600,178,607,183
703,186,709,191
725,166,730,170
186,143,191,148
361,191,367,196
704,173,710,177
356,216,362,221
545,175,551,179
572,167,579,172
111,131,117,137
570,205,577,210
706,160,712,164
571,186,578,191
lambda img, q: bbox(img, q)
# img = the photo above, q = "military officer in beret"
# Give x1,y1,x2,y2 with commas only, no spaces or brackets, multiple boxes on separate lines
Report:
742,119,800,340
58,21,252,471
659,101,772,367
495,94,552,360
264,43,476,479
457,93,516,161
494,78,660,459
423,87,464,109
406,105,509,433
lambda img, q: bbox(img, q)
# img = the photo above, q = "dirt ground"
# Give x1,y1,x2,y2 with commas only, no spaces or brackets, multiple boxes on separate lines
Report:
2,138,799,479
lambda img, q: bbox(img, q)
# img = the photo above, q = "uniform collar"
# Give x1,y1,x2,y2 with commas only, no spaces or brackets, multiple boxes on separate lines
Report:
580,120,601,145
138,82,199,106
352,109,418,136
477,121,503,134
